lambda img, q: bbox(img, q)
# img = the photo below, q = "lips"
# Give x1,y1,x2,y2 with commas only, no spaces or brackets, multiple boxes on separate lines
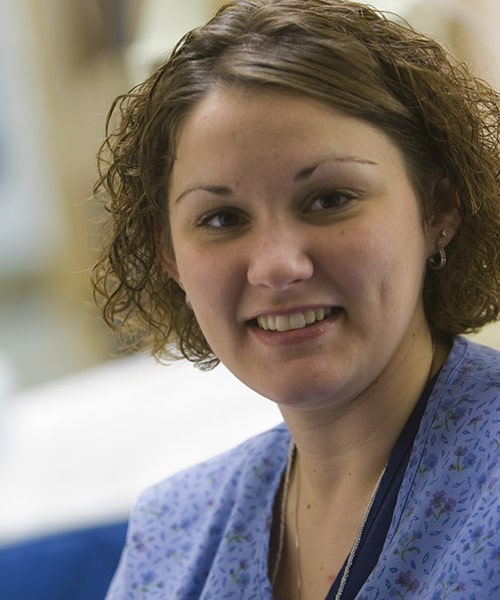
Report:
256,307,333,332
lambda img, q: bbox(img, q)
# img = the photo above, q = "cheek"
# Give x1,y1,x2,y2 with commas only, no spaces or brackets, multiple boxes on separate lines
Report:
345,219,427,295
175,248,238,313
177,255,215,294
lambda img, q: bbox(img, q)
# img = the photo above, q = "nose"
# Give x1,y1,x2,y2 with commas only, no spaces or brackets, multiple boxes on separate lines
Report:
246,225,314,290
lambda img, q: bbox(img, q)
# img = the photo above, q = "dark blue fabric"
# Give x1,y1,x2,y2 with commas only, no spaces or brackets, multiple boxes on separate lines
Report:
326,373,436,600
0,520,127,600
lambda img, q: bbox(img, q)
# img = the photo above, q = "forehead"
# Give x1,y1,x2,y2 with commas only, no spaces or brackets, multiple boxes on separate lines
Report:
174,86,398,161
169,84,430,212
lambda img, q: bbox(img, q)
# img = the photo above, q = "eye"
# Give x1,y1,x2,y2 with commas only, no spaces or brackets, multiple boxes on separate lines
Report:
196,208,247,229
307,190,356,212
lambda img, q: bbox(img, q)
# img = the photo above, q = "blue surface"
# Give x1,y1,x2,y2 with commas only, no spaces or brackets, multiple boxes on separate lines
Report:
0,520,127,600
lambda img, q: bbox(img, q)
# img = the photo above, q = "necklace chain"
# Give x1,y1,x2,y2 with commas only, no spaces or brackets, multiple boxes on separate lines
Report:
270,442,295,587
271,340,436,598
294,447,302,597
271,442,386,600
334,463,387,600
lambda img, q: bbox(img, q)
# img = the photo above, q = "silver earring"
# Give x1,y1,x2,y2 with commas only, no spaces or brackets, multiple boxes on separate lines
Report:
185,294,192,309
428,229,448,271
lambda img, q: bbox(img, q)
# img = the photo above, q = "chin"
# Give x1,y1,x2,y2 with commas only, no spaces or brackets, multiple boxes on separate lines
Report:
262,377,347,411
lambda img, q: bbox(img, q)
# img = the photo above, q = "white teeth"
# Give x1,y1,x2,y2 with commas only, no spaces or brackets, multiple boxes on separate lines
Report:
315,307,325,321
304,310,316,325
256,307,333,332
275,315,290,332
289,313,306,330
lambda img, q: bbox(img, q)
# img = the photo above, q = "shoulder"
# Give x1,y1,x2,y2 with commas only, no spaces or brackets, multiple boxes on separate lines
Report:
139,422,290,510
446,335,500,383
432,336,500,411
423,336,499,448
131,421,290,558
378,338,500,598
106,423,289,598
405,336,499,516
410,336,499,518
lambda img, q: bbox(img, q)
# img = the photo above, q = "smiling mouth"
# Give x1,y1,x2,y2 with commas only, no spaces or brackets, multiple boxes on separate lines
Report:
255,307,335,332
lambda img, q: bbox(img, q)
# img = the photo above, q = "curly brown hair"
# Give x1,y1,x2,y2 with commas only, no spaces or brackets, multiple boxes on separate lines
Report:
92,0,500,368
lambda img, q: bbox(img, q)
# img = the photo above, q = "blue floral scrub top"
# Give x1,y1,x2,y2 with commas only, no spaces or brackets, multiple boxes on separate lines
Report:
106,337,500,599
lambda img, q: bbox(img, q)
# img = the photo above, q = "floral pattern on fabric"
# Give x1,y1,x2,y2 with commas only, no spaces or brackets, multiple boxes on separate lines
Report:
107,337,500,599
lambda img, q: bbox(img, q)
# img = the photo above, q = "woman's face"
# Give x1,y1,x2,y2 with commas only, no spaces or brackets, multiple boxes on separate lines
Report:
163,87,442,409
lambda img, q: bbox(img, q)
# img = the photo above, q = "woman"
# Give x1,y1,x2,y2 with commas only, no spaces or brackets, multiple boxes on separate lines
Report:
93,1,500,598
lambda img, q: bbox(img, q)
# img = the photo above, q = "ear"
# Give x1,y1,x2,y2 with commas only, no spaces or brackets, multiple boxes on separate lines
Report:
153,221,183,289
425,178,461,254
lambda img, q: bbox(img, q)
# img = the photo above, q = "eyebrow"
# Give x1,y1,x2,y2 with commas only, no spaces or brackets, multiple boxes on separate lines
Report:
294,156,378,181
174,185,232,204
174,156,378,204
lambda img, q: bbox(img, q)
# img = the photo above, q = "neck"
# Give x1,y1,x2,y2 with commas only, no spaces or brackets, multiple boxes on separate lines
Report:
278,331,442,500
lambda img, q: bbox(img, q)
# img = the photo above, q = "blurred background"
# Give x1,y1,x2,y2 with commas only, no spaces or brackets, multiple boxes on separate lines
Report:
1,0,499,394
0,0,499,597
